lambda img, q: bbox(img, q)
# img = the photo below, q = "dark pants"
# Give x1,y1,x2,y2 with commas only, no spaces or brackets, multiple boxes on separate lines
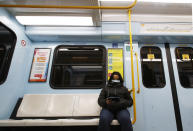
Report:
98,108,133,131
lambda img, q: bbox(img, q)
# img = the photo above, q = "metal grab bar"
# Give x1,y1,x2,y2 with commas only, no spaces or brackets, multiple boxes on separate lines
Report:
128,9,136,125
0,0,137,10
135,52,140,94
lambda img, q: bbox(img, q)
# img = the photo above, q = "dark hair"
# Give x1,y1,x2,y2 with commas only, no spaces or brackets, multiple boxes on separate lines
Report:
108,72,123,86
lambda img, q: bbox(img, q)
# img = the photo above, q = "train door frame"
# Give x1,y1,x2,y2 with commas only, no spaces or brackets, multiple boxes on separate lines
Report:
124,42,145,131
169,43,193,131
135,43,177,131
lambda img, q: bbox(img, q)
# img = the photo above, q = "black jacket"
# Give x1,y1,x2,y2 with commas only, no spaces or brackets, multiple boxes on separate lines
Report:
98,82,133,112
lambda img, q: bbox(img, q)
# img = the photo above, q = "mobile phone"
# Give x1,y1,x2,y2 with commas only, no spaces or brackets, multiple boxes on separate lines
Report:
107,97,120,101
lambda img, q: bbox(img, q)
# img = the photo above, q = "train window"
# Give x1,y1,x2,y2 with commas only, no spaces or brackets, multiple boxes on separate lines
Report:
140,46,166,88
175,47,193,88
0,22,16,84
50,45,106,89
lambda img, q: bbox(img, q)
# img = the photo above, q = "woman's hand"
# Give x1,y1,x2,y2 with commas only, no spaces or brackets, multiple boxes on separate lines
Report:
106,99,111,104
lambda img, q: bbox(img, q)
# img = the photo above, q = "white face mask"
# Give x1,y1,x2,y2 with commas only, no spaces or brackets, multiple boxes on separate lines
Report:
112,80,120,83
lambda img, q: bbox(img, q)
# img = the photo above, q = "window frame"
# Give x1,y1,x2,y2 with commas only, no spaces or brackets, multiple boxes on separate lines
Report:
140,46,166,88
175,47,193,88
49,45,107,89
0,22,17,85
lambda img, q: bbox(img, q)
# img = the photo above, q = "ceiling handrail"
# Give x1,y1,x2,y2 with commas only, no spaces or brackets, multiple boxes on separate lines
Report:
0,0,137,10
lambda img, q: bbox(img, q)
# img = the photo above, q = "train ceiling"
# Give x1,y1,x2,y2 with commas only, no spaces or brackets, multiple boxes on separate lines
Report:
0,0,191,25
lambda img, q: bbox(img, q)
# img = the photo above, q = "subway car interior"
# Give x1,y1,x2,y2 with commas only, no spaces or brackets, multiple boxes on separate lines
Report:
0,0,192,131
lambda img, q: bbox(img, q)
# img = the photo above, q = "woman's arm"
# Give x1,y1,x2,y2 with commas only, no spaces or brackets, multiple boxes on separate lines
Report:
120,87,133,108
98,88,107,108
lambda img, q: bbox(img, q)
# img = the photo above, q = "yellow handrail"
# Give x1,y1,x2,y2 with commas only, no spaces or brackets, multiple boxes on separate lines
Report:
0,0,137,10
135,52,140,94
128,9,136,125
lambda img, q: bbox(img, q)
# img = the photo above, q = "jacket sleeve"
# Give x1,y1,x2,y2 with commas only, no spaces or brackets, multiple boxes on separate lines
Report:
120,87,133,108
98,88,107,108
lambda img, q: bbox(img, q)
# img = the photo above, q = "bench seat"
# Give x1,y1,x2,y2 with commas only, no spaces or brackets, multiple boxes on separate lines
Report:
0,94,120,127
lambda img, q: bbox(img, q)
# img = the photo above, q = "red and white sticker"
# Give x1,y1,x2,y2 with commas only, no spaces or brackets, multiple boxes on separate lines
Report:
21,40,26,47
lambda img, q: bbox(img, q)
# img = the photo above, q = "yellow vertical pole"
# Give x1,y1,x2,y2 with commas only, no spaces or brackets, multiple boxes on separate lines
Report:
128,9,136,124
135,53,140,94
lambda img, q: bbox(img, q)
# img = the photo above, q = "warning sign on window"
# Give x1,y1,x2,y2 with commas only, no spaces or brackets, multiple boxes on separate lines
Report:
182,54,190,60
147,54,155,59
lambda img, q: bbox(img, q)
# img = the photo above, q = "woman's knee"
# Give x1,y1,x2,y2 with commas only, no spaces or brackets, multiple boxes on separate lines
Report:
117,110,131,123
100,115,112,124
99,109,113,124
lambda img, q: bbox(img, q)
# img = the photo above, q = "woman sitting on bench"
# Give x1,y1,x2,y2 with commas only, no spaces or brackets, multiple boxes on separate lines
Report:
98,72,133,131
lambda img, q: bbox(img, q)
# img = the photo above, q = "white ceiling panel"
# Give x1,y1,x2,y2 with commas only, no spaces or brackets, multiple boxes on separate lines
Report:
101,1,192,22
101,2,192,15
0,0,101,26
0,0,191,24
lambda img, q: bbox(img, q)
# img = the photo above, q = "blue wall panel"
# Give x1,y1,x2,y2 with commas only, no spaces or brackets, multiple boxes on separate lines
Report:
24,42,124,94
0,8,31,119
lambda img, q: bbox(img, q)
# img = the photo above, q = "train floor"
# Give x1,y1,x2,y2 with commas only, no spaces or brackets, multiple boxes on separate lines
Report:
0,126,120,131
